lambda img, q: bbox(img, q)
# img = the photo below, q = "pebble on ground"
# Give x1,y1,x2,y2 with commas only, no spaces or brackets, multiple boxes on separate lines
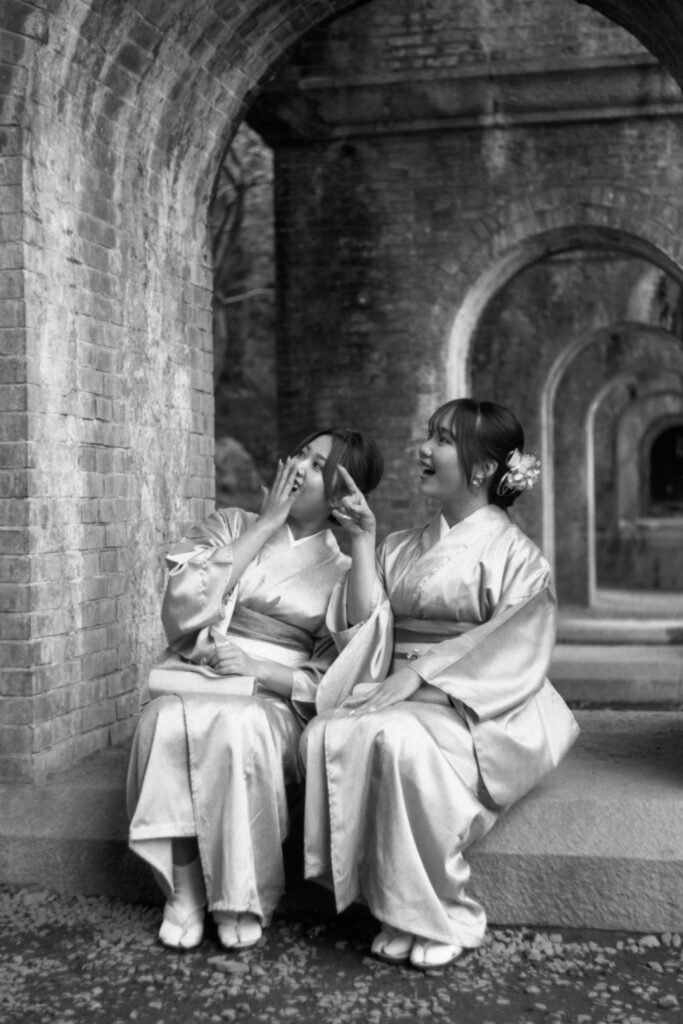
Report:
0,885,681,1024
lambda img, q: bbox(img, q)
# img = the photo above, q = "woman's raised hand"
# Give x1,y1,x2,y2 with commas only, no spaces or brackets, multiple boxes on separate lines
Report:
331,465,375,537
258,457,300,529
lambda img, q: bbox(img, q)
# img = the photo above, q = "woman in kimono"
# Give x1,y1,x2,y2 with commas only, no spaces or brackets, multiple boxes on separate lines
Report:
301,399,579,971
127,428,383,952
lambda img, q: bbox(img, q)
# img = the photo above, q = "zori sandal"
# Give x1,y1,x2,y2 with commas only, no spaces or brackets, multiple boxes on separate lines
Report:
371,926,415,964
158,858,206,951
215,911,262,950
410,938,464,971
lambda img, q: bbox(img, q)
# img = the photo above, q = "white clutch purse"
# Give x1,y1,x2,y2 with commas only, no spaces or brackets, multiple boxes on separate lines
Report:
148,655,256,700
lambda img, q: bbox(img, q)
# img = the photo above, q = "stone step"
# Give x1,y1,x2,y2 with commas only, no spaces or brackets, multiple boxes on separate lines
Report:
557,616,683,645
1,711,682,932
468,710,683,932
551,643,683,705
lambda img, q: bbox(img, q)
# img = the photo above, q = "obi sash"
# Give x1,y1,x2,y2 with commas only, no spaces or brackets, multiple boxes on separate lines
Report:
225,603,313,654
391,616,477,672
152,604,316,701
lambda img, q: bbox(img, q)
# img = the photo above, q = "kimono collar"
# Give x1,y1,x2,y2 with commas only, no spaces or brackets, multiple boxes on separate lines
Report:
436,503,509,543
286,523,326,547
284,523,342,558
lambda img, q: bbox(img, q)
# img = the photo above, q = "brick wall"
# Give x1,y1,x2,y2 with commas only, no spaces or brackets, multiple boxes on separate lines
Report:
0,0,364,783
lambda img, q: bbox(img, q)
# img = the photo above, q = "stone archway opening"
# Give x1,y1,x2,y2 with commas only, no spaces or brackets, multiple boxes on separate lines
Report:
593,374,683,601
462,227,683,610
647,419,683,514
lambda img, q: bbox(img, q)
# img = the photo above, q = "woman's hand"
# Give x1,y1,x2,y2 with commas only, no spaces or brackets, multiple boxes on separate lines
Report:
345,667,423,715
207,639,258,677
258,457,301,531
331,465,376,538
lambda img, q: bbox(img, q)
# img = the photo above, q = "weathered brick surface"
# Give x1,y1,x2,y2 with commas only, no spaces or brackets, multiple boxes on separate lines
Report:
0,0,376,783
2,0,683,782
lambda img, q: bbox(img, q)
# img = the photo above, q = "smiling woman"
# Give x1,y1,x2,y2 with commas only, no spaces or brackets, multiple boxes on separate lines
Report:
126,427,382,953
301,399,579,972
417,401,526,523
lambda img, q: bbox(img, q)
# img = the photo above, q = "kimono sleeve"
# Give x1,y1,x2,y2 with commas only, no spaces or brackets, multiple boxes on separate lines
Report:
408,542,558,722
325,568,387,651
161,508,252,648
315,550,394,712
289,631,340,723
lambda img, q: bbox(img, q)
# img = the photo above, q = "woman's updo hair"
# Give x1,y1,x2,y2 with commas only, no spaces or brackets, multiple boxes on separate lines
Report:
293,428,384,505
428,398,526,509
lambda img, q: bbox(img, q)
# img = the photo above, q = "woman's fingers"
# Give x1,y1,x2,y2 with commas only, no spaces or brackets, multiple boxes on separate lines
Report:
336,467,371,513
208,640,238,669
336,464,363,500
346,670,422,715
347,691,386,715
261,458,300,521
275,458,300,500
336,464,358,489
283,457,301,496
331,481,374,536
271,457,290,496
330,504,355,524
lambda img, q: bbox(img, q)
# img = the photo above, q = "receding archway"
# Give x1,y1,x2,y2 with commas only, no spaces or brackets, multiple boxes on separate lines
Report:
449,220,683,577
647,418,683,513
551,324,683,603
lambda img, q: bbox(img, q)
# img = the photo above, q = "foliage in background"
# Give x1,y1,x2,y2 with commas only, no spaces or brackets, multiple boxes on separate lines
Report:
210,125,277,505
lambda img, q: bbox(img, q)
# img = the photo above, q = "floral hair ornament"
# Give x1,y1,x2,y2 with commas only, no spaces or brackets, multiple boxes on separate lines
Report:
496,449,541,497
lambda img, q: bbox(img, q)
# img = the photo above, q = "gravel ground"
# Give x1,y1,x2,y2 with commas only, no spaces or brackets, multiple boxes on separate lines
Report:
1,884,681,1024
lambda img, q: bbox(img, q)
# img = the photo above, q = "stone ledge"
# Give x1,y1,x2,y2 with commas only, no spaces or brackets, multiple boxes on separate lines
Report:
1,711,681,932
252,55,683,142
469,710,683,931
551,645,683,706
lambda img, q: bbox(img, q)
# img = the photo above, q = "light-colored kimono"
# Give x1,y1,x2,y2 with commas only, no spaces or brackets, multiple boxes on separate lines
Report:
302,504,579,947
127,508,349,924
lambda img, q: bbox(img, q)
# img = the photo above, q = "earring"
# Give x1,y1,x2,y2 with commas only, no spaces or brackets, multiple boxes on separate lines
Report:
472,475,484,489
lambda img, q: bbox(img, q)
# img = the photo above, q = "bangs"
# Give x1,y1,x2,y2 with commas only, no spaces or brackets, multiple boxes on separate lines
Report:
428,401,478,446
428,399,479,481
291,427,383,503
428,405,458,439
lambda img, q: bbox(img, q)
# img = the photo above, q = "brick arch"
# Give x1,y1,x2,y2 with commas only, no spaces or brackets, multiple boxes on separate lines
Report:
0,0,373,783
3,0,683,782
11,3,683,234
445,191,683,397
585,0,683,87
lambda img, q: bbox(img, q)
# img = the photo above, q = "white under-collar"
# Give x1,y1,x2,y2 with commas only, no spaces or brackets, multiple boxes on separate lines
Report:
286,524,326,547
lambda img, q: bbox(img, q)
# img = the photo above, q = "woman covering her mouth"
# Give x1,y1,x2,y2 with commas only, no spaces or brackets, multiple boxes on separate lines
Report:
301,398,578,972
127,427,383,952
